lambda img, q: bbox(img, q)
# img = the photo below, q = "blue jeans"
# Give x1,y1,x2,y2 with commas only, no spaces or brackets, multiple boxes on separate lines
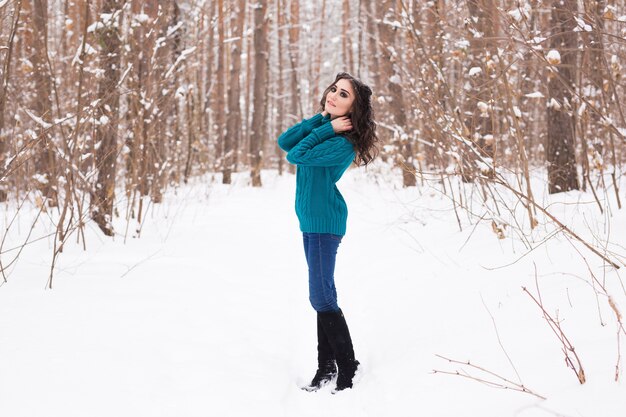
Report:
302,232,343,313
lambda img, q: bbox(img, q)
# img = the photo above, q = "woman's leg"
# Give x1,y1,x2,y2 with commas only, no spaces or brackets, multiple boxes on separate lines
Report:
305,233,342,313
303,233,359,391
317,309,359,392
302,233,342,391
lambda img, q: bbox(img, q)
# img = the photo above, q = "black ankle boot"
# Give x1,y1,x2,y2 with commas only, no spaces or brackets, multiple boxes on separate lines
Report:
303,314,337,392
318,309,359,392
304,360,336,391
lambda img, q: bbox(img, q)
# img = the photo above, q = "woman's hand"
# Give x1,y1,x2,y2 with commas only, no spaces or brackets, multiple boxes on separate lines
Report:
331,116,352,133
321,109,328,117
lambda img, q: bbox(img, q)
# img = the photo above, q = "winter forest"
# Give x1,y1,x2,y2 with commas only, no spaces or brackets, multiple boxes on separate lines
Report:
1,0,626,416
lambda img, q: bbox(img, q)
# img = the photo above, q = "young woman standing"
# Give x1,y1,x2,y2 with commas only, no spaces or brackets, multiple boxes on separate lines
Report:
277,72,379,392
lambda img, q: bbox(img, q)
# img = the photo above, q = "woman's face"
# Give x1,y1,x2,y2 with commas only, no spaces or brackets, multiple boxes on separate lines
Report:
325,78,355,118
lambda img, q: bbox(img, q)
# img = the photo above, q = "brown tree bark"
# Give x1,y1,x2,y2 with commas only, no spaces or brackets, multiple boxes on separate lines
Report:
203,0,216,162
287,0,302,120
133,0,161,226
421,0,446,169
62,0,82,67
223,0,245,184
243,1,252,168
312,0,326,110
29,0,58,205
342,0,354,74
377,0,415,187
152,1,181,202
0,0,22,202
363,0,380,90
125,0,145,210
546,0,579,194
249,1,269,187
275,0,286,176
92,0,122,236
215,0,226,173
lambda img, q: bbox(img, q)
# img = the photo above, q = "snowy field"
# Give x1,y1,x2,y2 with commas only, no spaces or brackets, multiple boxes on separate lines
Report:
1,166,625,417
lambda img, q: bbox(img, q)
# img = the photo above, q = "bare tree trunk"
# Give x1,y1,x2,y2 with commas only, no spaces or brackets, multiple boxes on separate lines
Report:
215,0,226,173
342,0,354,74
92,0,122,236
125,0,144,212
283,0,301,175
204,0,216,169
195,6,206,147
152,8,168,205
363,0,382,164
546,0,579,194
421,0,446,169
287,0,302,121
241,1,252,169
249,1,269,187
152,1,181,202
312,0,326,109
223,0,245,184
135,1,161,226
377,0,414,186
30,0,58,205
275,0,286,176
363,0,380,89
0,0,22,202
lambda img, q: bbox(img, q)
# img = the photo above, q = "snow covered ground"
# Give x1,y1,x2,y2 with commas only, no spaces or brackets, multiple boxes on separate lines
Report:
1,166,625,417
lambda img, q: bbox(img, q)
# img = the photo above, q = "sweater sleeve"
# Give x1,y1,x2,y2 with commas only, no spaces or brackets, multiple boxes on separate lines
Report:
286,122,355,167
277,113,325,152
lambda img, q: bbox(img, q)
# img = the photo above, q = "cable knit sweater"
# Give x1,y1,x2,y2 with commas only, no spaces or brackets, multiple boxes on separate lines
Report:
277,113,356,236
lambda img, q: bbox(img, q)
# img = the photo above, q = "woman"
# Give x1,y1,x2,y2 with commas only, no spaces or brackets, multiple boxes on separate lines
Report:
277,72,379,393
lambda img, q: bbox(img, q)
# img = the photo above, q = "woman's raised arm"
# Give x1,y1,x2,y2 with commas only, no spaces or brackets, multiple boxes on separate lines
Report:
277,113,326,152
286,123,355,167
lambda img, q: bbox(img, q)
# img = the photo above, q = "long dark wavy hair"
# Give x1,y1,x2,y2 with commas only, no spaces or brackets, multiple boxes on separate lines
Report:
319,72,379,166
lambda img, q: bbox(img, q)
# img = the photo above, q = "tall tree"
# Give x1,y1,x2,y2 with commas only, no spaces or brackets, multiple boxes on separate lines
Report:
29,0,58,205
92,0,122,235
249,1,269,187
275,0,286,176
546,0,579,194
287,0,302,121
312,0,326,110
421,0,446,169
0,0,22,202
125,0,145,209
152,1,182,203
215,0,226,173
203,0,216,161
377,0,414,186
242,1,252,168
134,1,164,223
342,0,353,73
362,0,379,89
223,0,245,184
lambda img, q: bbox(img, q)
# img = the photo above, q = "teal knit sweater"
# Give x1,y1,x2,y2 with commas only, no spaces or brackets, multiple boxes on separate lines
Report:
278,113,356,236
